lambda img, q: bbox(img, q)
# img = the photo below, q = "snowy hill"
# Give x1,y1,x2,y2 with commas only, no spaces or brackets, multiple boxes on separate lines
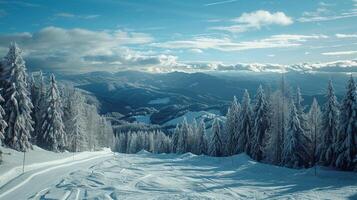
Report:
1,149,356,199
0,146,112,199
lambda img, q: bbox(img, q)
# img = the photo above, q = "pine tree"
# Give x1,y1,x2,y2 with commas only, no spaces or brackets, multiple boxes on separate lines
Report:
317,80,339,166
238,90,253,154
282,100,311,168
197,119,207,155
209,118,222,157
39,74,66,152
226,96,241,155
172,124,179,153
3,43,33,152
265,75,291,165
308,98,321,167
177,118,190,153
64,89,87,152
295,87,310,134
30,71,46,144
0,93,7,144
251,85,269,161
335,76,357,170
0,92,8,162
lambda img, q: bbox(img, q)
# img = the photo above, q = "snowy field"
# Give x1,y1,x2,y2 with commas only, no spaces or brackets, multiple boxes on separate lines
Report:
1,148,357,200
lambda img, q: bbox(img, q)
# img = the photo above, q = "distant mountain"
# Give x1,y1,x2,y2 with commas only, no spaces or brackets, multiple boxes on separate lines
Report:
57,70,352,125
215,60,357,73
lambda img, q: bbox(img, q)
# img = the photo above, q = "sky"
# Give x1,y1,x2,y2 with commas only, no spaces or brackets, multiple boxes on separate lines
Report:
0,0,356,73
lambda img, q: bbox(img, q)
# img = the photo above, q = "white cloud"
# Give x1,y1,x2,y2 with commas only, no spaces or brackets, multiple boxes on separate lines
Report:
335,33,357,38
233,10,293,27
211,10,293,33
0,26,171,73
189,49,203,53
54,12,100,20
152,34,327,52
298,1,357,22
321,50,357,56
204,0,237,6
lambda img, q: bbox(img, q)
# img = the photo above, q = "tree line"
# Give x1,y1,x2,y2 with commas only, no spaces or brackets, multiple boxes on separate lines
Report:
0,43,114,162
115,75,357,171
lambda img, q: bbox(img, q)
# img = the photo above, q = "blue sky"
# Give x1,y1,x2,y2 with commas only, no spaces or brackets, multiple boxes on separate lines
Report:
0,0,356,73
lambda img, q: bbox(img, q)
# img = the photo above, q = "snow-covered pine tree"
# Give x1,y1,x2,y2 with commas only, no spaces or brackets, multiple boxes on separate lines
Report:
209,118,222,157
3,43,33,152
0,92,7,142
295,87,310,136
226,96,241,155
335,76,357,170
39,74,66,152
197,119,207,155
128,132,138,153
282,100,311,168
189,118,198,153
30,71,46,144
265,75,291,165
172,124,179,153
84,104,98,150
238,90,253,155
251,85,269,161
0,92,7,162
63,89,87,152
308,98,321,167
177,118,190,153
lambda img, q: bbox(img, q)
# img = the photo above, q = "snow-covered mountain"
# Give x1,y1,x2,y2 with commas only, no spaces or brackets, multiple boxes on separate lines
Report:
215,60,357,73
57,69,351,127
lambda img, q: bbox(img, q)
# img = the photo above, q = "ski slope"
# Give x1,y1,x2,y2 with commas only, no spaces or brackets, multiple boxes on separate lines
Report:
1,149,357,200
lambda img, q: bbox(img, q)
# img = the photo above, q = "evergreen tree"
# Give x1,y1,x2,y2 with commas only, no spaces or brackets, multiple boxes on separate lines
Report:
0,93,7,143
308,98,321,167
238,90,253,154
177,118,190,153
3,43,33,152
197,119,207,155
335,76,357,170
282,100,311,168
251,85,269,161
172,124,179,153
209,118,222,157
39,74,66,152
295,87,310,136
0,92,7,162
64,89,87,152
317,80,339,166
226,96,241,155
30,71,46,144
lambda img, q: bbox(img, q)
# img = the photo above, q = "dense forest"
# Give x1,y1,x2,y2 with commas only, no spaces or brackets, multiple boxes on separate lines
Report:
115,74,357,171
0,43,114,161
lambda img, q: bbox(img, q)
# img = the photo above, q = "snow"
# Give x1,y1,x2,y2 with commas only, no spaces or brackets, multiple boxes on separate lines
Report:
1,149,357,199
133,114,151,124
0,145,111,189
148,97,170,105
164,110,221,126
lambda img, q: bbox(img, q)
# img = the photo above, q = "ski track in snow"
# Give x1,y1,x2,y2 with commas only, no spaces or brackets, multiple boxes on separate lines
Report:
1,152,357,199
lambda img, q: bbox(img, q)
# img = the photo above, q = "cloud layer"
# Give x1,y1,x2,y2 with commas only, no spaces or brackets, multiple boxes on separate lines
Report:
152,34,327,51
0,26,178,73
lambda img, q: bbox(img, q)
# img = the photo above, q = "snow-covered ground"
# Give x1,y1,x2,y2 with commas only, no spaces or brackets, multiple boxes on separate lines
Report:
133,114,151,124
148,97,170,105
1,149,357,200
164,110,222,126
